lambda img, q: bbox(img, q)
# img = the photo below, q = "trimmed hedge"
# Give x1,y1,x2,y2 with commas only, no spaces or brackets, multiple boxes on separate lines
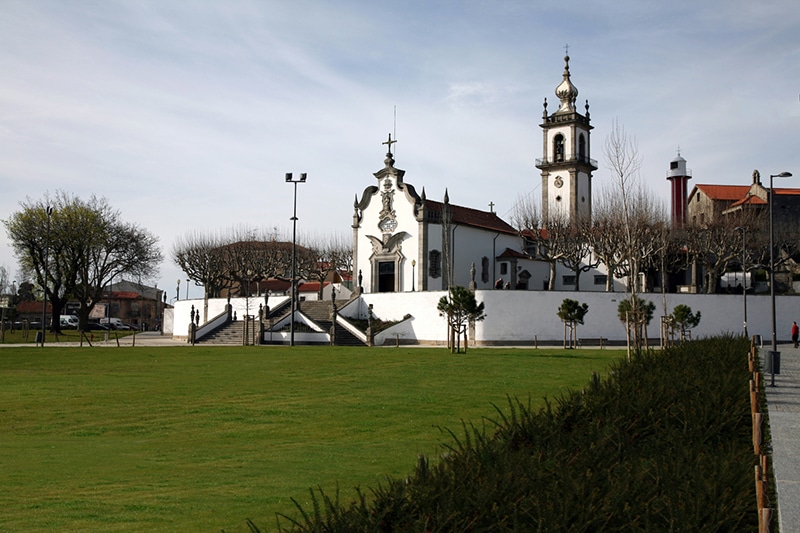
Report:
274,337,755,532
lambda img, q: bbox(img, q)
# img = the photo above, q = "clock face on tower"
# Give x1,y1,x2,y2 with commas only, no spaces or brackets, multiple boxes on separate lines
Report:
554,176,564,189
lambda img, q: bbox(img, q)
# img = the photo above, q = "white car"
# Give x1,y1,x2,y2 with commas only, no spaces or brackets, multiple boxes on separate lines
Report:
60,315,79,329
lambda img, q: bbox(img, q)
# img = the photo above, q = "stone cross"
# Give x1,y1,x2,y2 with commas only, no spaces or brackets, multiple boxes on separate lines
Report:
382,133,397,154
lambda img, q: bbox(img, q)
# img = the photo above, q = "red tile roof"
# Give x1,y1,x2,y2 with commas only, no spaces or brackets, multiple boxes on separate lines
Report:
425,200,517,235
16,301,52,313
727,195,766,209
497,247,528,259
689,184,750,203
263,279,291,292
298,281,329,293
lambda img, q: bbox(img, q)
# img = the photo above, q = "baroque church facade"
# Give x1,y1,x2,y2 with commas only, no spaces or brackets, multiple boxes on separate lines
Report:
352,55,622,294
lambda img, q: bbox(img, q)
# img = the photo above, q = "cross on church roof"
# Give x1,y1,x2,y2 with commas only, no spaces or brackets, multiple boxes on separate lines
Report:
382,133,397,155
564,43,569,55
489,201,495,213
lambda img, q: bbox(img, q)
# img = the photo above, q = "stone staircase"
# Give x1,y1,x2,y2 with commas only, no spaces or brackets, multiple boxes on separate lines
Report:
297,300,367,347
197,320,247,345
196,301,368,346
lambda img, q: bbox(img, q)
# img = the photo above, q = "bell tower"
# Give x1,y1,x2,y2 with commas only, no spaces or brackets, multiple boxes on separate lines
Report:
536,53,597,223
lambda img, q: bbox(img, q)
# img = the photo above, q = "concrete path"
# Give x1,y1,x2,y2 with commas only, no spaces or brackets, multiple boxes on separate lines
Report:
0,331,188,348
763,343,800,533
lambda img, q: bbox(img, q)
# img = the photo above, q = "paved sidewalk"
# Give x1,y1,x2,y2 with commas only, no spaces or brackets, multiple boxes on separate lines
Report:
0,331,188,348
763,344,800,532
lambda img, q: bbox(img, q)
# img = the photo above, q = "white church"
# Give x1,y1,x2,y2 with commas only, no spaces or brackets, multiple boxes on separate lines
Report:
351,54,622,294
172,54,792,345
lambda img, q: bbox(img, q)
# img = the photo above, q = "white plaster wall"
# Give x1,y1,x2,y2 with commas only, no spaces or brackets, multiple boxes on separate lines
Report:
449,226,519,289
424,224,444,291
547,174,572,219
175,291,799,345
360,290,800,345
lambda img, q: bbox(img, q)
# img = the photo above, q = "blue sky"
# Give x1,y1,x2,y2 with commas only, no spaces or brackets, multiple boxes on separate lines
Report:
1,0,798,299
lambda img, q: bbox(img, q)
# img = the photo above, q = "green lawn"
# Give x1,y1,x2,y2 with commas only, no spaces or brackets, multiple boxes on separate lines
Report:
0,345,621,532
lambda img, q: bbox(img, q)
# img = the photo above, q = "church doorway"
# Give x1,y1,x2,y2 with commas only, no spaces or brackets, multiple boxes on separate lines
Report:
378,261,395,292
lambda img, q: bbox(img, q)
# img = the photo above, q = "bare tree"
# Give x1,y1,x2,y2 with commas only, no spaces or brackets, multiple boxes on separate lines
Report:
295,232,353,299
587,191,628,291
685,214,757,294
558,218,599,292
513,196,570,291
603,119,648,350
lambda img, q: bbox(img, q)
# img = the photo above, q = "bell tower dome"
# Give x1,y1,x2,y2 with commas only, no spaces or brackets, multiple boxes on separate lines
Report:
536,54,597,223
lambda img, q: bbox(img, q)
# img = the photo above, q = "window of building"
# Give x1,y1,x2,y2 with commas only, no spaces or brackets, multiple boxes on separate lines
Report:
429,250,441,279
562,275,576,285
670,161,679,170
594,275,607,286
578,134,586,161
553,134,565,162
500,262,508,276
481,256,489,283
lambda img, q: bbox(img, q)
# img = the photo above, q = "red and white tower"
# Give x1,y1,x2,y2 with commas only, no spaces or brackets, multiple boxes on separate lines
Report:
667,153,691,227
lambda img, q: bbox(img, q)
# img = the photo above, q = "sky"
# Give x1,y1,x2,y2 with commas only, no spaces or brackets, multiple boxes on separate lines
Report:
1,0,799,301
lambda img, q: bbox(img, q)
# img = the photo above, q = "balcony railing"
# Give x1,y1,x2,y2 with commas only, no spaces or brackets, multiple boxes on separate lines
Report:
536,154,598,168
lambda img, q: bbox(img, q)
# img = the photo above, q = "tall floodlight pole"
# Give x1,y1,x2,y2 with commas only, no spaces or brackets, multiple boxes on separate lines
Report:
735,227,748,338
40,206,53,347
286,172,307,346
769,171,792,387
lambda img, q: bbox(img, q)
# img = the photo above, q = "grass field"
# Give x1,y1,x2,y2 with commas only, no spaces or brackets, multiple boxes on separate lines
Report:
0,345,621,532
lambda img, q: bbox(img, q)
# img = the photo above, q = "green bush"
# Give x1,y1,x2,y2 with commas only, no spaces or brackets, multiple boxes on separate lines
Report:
275,337,756,532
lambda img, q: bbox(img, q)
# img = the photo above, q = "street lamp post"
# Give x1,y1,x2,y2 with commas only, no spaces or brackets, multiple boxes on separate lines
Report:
40,206,53,347
768,171,792,387
286,172,307,346
176,279,180,302
735,227,748,338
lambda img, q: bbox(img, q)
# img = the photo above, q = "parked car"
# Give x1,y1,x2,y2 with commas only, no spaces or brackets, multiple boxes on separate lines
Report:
85,322,109,331
99,317,124,329
60,315,79,329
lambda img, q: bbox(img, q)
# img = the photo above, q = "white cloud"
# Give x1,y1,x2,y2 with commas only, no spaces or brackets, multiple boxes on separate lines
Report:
1,0,799,293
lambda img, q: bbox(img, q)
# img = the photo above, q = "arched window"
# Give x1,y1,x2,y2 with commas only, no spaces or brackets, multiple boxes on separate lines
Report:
553,134,565,162
578,134,586,162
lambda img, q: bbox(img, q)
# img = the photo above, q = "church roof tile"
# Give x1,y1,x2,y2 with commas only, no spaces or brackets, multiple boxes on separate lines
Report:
425,200,518,235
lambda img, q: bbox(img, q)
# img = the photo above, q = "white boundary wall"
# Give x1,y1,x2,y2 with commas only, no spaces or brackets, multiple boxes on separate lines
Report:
353,290,800,345
171,291,800,345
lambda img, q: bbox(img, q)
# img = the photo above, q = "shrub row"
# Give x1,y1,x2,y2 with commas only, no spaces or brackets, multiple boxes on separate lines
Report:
272,337,755,532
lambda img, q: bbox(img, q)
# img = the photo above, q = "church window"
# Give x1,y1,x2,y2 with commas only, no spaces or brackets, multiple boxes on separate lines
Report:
553,134,565,162
500,262,508,276
555,195,562,202
481,256,489,283
578,134,586,162
429,250,441,279
562,275,576,286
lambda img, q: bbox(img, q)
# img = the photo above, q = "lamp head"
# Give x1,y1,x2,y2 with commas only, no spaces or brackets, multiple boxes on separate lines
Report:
772,171,792,178
285,172,292,182
299,173,307,182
